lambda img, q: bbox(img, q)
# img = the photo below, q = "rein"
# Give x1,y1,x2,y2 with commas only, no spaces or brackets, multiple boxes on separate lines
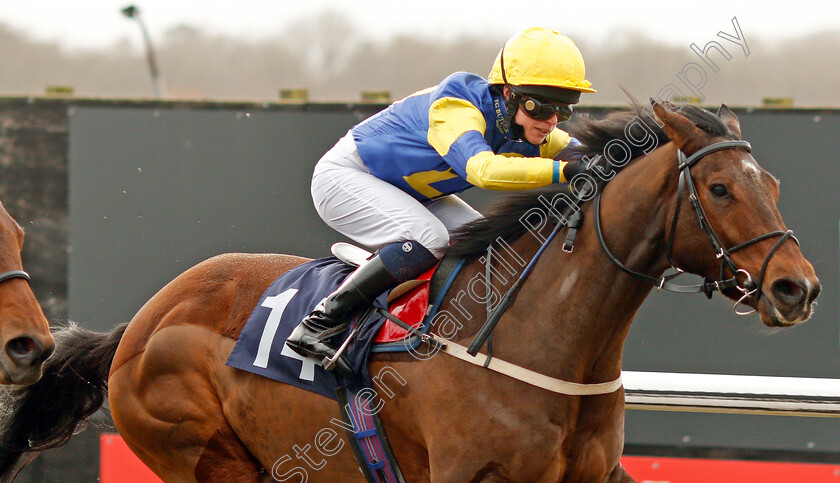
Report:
467,186,592,357
595,139,797,313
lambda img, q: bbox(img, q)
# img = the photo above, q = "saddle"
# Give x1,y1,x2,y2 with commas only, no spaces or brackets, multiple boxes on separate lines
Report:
331,242,438,346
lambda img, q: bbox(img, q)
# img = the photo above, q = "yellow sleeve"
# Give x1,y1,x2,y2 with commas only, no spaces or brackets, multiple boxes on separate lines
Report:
465,151,572,190
427,97,487,156
427,96,572,190
540,129,572,159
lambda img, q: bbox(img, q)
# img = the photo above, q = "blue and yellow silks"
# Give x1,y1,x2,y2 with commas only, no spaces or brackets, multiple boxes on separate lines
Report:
352,72,575,201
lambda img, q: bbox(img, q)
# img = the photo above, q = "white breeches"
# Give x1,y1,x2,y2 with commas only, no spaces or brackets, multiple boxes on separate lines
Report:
311,131,483,259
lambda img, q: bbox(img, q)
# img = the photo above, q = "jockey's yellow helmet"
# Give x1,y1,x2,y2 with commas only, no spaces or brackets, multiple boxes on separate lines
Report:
489,27,595,105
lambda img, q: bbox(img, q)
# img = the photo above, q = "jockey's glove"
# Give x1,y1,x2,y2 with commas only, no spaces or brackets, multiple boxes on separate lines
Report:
561,155,614,182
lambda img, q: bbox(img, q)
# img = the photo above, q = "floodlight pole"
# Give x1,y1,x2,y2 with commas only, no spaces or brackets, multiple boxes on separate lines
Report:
121,5,166,98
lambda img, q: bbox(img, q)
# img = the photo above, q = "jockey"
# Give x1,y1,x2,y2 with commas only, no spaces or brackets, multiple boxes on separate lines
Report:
287,27,597,375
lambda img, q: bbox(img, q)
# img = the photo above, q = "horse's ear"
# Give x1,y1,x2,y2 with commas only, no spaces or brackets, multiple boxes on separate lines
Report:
716,104,742,138
650,100,705,152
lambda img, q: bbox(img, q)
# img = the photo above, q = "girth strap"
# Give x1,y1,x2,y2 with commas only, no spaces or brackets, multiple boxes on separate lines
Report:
335,386,406,483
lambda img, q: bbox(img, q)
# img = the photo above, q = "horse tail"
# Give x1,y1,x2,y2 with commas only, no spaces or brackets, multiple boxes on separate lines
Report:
0,322,128,482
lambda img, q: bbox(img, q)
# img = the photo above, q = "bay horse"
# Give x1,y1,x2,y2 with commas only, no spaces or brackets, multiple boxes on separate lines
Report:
0,101,820,482
0,199,53,386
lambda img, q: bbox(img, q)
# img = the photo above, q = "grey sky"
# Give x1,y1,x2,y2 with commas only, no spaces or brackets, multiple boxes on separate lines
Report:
0,0,835,51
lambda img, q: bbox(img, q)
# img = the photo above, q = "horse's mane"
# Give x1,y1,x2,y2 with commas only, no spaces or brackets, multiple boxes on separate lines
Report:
448,103,735,259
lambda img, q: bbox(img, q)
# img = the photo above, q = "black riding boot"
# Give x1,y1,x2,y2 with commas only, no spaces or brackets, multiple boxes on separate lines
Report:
286,240,437,377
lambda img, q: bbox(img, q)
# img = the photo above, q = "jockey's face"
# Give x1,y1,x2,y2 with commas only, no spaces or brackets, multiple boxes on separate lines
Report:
503,85,560,145
514,107,557,145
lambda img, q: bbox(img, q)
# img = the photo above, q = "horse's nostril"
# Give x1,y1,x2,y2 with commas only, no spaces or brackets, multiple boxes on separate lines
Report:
7,337,35,356
771,279,806,306
5,336,43,366
808,282,822,305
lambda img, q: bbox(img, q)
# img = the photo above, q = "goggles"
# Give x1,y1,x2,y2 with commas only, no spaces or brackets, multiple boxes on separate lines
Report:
518,95,573,122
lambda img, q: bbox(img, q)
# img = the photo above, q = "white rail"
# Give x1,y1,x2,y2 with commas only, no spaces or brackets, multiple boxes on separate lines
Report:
622,371,840,417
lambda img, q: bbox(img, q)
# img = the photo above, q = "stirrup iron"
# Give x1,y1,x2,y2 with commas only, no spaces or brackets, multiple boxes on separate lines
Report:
323,326,358,371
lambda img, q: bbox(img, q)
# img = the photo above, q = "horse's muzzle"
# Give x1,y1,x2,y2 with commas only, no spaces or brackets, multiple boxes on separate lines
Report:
3,334,53,384
762,277,821,327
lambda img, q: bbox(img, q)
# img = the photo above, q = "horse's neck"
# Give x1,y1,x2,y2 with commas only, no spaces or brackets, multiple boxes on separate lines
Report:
594,144,679,279
481,149,678,383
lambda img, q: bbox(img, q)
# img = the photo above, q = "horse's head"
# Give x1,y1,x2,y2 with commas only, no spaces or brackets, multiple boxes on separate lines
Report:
652,101,820,327
0,202,54,384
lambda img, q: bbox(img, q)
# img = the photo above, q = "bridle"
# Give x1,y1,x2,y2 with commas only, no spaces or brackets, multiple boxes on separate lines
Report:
0,269,29,285
454,139,799,391
594,139,797,315
467,139,796,356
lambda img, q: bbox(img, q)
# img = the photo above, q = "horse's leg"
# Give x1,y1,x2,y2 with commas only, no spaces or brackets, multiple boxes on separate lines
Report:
560,391,629,482
466,463,513,482
606,463,636,483
110,325,263,482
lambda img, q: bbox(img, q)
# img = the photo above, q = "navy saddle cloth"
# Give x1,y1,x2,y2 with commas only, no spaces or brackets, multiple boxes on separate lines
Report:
226,257,389,400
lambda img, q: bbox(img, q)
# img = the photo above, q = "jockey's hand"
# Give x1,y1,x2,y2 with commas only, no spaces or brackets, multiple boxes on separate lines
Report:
562,155,615,182
561,159,584,181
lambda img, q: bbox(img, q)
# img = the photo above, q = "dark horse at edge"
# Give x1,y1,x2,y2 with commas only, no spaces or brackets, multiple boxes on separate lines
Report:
0,200,53,386
0,101,820,482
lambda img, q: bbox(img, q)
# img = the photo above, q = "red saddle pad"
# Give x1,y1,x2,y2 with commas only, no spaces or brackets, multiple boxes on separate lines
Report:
374,266,436,343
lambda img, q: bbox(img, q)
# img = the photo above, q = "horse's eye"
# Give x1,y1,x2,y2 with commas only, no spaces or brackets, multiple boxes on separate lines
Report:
710,184,729,198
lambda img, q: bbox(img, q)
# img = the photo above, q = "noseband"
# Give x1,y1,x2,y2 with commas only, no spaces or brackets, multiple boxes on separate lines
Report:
595,139,797,314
